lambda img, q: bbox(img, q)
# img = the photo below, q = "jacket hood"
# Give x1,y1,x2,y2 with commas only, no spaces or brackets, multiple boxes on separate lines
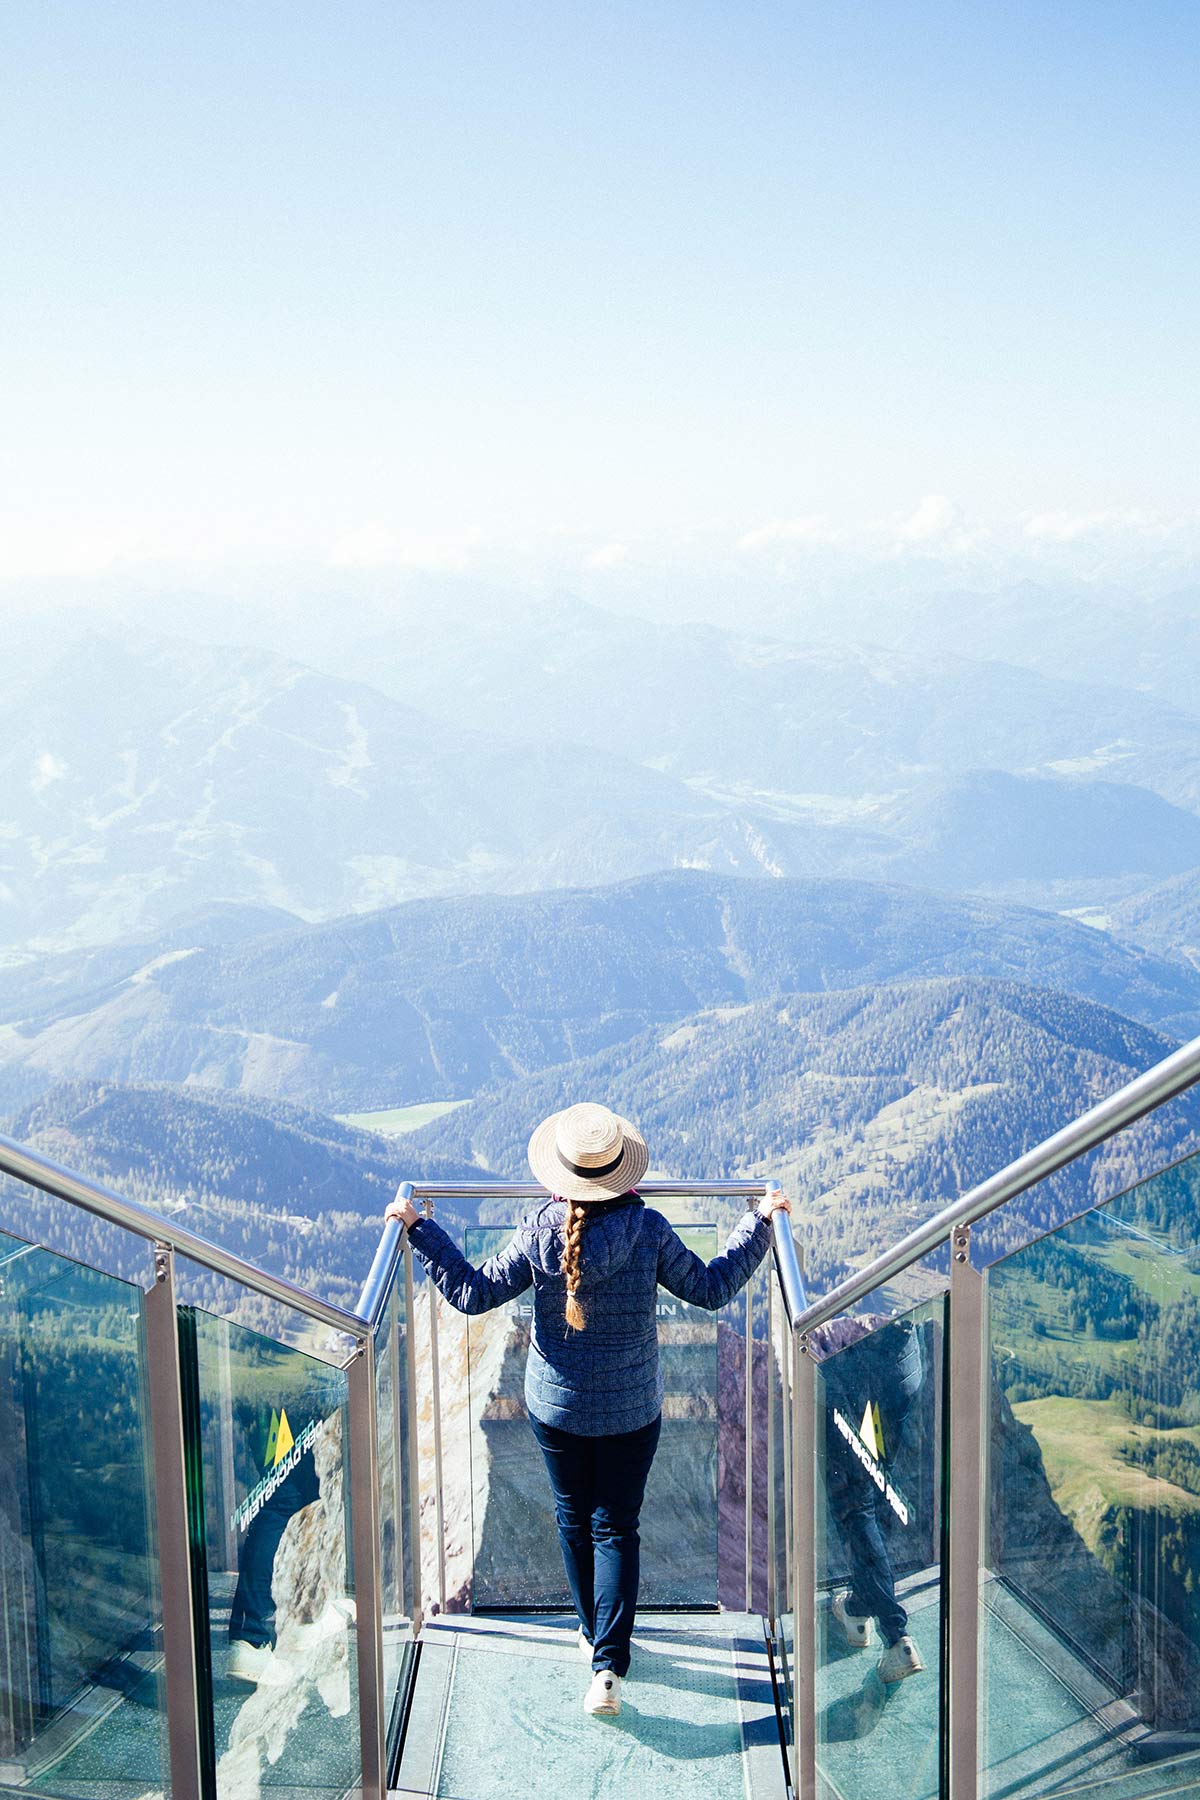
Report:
523,1196,647,1288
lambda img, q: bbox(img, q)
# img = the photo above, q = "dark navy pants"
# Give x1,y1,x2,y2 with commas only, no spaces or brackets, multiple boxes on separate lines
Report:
229,1447,321,1650
530,1413,662,1677
822,1323,924,1648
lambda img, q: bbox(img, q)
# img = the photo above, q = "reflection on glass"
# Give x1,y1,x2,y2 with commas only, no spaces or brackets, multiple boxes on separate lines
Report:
0,1229,168,1800
985,1151,1200,1797
814,1299,944,1800
460,1218,721,1608
187,1308,360,1800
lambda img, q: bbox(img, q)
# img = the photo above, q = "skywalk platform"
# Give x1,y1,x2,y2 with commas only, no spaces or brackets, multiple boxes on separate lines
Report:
393,1611,784,1800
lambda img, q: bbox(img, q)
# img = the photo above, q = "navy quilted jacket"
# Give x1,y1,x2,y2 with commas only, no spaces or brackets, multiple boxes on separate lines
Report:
406,1195,772,1436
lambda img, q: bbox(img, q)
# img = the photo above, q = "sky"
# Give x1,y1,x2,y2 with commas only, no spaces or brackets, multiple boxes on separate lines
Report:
2,0,1198,603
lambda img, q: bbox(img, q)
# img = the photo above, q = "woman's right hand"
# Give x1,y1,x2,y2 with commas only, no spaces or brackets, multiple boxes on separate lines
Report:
756,1182,790,1220
386,1187,420,1229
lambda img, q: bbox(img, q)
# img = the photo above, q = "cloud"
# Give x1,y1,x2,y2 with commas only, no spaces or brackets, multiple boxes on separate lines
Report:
31,752,68,795
739,515,832,552
587,542,628,569
896,494,957,542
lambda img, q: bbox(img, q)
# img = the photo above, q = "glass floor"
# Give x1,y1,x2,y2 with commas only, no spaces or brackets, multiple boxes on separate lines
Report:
393,1611,786,1800
20,1589,1200,1800
815,1573,1200,1800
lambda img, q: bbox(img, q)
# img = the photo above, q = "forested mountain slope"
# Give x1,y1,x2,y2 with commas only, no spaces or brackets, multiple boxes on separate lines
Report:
0,1081,476,1327
1109,868,1200,965
412,977,1200,1295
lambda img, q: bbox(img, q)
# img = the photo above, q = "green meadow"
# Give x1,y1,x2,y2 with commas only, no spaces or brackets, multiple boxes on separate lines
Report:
338,1100,470,1136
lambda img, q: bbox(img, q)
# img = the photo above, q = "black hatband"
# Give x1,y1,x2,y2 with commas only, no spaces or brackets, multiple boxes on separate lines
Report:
557,1145,624,1180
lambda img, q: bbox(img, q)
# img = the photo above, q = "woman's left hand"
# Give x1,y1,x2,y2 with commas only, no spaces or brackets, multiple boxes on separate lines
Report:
385,1187,421,1229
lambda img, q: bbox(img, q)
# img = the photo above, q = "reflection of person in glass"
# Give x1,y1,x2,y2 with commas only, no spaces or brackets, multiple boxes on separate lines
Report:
228,1404,347,1685
387,1101,788,1720
813,1314,926,1683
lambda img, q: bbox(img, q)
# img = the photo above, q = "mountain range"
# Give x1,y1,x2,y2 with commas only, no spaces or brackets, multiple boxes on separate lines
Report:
313,594,1200,806
9,609,1200,956
2,628,870,954
4,870,1200,1116
757,581,1200,722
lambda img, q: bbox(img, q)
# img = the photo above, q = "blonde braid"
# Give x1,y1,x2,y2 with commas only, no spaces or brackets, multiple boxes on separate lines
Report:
561,1197,587,1331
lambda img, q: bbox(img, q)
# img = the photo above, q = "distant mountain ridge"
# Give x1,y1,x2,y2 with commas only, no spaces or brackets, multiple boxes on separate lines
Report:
8,611,1200,954
2,628,877,954
4,871,1200,1116
344,595,1200,808
882,771,1200,888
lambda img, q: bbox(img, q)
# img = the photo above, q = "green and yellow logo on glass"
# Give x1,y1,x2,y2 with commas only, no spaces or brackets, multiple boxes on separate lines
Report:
263,1406,295,1470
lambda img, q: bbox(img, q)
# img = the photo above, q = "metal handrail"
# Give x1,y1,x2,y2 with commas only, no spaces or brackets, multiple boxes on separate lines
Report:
770,1211,809,1324
357,1214,406,1330
0,1130,366,1339
791,1029,1200,1339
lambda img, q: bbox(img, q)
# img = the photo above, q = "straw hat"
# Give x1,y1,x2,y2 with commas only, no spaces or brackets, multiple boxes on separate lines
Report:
527,1101,649,1204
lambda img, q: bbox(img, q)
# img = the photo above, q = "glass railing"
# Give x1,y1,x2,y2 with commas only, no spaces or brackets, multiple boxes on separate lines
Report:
769,1146,1200,1800
0,1229,170,1800
0,1140,422,1800
184,1306,361,1800
984,1149,1200,1800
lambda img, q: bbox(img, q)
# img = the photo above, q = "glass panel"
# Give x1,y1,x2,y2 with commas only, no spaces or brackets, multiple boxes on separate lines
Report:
814,1298,945,1800
187,1307,360,1800
984,1150,1200,1800
0,1227,169,1800
451,1209,721,1608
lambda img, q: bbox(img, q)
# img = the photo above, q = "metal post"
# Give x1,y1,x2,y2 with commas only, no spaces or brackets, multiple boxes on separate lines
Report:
745,1272,755,1614
144,1244,203,1800
766,1273,776,1632
215,1327,237,1572
947,1227,985,1800
388,1282,405,1617
423,1200,447,1614
347,1334,387,1800
793,1333,817,1800
403,1237,423,1637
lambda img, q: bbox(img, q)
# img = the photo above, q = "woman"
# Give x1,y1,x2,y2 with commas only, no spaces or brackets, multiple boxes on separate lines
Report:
385,1100,789,1718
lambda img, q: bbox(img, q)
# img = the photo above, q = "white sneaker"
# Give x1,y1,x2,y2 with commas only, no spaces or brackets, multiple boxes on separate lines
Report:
877,1636,925,1683
227,1639,295,1687
583,1671,621,1716
577,1627,594,1662
830,1591,874,1649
